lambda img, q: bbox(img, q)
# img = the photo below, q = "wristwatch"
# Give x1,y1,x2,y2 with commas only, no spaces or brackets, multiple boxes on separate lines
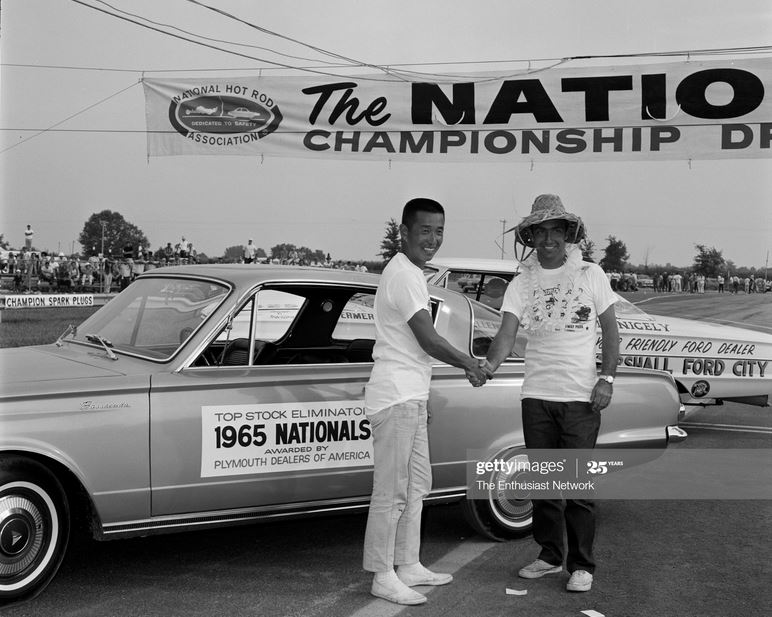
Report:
598,374,615,385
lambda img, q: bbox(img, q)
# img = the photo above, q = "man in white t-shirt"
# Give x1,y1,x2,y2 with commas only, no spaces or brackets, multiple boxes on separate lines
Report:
363,198,488,606
482,194,619,593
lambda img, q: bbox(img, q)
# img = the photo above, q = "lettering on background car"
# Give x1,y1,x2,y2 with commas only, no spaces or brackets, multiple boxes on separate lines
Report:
731,360,768,377
717,342,756,356
618,355,672,373
683,358,726,376
617,320,670,332
681,340,712,354
624,337,678,353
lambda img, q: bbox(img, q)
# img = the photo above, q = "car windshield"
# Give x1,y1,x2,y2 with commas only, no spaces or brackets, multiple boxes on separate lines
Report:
613,294,657,321
71,277,230,360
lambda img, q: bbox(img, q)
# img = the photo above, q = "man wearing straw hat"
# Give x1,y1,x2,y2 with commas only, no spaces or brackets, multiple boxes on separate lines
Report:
482,194,619,593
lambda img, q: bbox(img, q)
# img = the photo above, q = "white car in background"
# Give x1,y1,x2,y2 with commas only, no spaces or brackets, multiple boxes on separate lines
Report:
426,257,772,409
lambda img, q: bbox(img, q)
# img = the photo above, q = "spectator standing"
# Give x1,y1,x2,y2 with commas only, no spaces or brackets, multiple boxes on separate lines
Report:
24,224,34,249
243,239,258,264
118,259,132,290
102,257,114,293
609,271,620,291
179,236,189,261
696,273,705,294
744,277,751,294
717,274,725,293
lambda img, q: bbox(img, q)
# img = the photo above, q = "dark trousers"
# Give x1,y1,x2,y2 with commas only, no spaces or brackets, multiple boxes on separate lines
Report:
522,398,601,574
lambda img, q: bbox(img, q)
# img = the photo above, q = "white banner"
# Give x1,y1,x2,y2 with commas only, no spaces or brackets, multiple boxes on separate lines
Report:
201,400,372,477
0,294,94,309
143,58,772,162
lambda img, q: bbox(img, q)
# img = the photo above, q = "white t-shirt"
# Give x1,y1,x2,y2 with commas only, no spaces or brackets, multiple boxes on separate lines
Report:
365,252,433,414
501,259,615,402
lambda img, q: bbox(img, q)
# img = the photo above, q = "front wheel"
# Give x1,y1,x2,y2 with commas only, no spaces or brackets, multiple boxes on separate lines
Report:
0,458,70,604
461,449,533,541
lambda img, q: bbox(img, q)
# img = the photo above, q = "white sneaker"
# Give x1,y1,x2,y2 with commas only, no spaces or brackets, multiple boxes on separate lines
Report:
397,563,453,587
371,576,427,605
566,569,593,592
518,559,563,579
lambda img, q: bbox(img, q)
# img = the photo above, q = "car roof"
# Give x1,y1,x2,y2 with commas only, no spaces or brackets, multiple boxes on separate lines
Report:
426,257,520,273
139,264,381,288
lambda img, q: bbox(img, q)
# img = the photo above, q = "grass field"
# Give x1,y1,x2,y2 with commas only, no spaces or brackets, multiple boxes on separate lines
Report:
0,306,101,348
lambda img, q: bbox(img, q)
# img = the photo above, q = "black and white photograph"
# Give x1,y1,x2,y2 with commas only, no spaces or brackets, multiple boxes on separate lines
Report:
1,1,770,616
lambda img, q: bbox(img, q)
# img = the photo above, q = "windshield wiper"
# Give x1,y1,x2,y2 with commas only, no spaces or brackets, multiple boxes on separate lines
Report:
85,333,118,361
55,324,77,347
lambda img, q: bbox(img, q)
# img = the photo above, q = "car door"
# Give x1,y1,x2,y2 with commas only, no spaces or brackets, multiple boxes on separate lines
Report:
149,283,378,517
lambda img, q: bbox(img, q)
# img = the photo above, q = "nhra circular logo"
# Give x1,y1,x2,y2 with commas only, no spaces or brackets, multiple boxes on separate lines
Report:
168,86,283,146
690,380,710,398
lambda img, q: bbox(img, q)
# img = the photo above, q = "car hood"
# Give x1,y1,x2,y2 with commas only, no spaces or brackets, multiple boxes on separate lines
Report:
0,345,130,384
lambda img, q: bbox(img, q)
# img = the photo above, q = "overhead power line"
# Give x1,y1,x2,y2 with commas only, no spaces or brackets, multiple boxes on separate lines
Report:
181,0,409,81
0,81,141,155
69,0,407,82
4,42,771,79
90,0,346,67
66,1,772,83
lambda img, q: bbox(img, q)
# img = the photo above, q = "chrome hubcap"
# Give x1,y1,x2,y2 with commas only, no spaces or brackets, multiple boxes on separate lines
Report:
0,496,45,577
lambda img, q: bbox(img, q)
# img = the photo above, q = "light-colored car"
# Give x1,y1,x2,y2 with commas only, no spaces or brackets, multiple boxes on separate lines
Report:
425,258,517,309
0,265,684,602
426,257,772,408
226,106,264,120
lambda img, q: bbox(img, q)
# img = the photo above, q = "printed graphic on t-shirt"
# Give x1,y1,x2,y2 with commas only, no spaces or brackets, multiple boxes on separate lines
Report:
529,282,593,332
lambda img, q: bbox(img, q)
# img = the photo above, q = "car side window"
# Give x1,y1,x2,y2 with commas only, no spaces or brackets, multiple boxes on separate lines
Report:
478,276,510,310
471,301,524,359
331,292,376,342
194,289,305,367
448,271,479,294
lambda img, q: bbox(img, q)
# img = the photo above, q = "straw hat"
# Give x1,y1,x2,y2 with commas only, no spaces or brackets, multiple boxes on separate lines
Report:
511,194,586,248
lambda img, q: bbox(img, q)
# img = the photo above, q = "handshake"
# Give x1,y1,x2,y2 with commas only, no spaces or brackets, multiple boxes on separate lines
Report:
465,358,496,388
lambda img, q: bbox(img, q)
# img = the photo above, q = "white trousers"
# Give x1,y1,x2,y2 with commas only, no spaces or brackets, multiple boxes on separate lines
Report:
362,400,432,572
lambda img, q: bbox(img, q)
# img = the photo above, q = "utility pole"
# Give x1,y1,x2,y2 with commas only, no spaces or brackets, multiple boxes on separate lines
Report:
500,219,506,259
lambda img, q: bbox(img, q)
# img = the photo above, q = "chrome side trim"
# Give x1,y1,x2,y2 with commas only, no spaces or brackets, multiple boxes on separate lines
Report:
666,425,688,443
101,488,467,537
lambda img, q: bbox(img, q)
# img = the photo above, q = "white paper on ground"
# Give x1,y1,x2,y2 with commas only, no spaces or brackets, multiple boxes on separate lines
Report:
505,588,527,595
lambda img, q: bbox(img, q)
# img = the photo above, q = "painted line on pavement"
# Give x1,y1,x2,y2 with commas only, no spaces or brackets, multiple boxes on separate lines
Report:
680,421,772,435
348,539,498,617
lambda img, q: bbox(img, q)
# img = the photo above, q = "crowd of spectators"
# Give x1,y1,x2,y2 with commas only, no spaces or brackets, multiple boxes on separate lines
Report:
0,236,370,293
3,231,765,295
604,268,768,294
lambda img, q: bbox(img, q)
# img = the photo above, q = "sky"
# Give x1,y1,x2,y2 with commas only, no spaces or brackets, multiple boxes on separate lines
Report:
1,0,771,269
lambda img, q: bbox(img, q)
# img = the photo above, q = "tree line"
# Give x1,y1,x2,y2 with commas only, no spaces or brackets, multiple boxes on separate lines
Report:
68,210,765,278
